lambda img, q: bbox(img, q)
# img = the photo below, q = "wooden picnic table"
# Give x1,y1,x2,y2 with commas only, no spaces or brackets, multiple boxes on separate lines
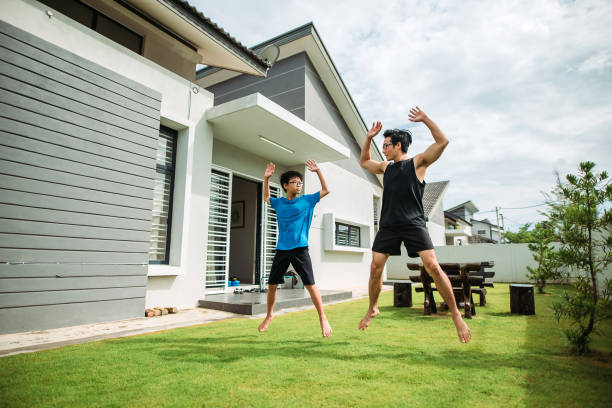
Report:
407,262,495,319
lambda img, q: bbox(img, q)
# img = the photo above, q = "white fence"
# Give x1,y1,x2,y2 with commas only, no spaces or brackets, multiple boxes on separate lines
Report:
386,243,612,285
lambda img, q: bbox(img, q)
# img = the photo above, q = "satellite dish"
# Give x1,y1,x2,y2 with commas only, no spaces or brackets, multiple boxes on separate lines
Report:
257,45,280,67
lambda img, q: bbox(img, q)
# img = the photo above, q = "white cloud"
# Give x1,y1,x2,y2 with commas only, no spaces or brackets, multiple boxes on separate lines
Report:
194,0,612,231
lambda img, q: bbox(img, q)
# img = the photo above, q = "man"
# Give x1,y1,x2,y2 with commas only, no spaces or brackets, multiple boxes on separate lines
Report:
358,106,471,343
258,160,333,338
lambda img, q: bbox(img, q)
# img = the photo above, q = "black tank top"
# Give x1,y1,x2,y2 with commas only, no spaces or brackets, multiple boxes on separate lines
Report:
379,158,427,228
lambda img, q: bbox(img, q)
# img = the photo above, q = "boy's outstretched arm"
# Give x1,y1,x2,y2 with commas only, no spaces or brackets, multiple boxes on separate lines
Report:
305,160,330,199
263,162,275,204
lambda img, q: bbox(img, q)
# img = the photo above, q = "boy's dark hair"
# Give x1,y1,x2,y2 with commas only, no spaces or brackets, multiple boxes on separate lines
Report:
383,129,413,153
280,171,303,192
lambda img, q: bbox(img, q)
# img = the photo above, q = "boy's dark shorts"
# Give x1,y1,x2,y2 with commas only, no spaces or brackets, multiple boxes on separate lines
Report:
372,225,434,257
268,246,315,286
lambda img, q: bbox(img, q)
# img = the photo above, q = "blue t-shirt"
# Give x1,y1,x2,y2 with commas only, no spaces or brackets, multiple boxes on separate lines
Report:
270,192,320,250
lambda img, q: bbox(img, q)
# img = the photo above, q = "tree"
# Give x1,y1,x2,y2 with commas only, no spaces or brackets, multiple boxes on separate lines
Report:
547,161,612,354
504,223,536,243
525,221,561,294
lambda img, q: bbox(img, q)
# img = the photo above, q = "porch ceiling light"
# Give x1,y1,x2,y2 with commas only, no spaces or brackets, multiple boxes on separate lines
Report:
258,135,294,154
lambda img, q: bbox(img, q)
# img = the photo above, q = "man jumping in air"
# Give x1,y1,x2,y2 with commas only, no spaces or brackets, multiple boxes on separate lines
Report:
358,106,471,343
258,160,332,338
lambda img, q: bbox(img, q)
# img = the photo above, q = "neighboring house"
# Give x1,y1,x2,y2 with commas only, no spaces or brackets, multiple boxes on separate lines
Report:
471,218,501,243
421,181,449,246
444,211,472,246
0,0,384,334
445,201,502,244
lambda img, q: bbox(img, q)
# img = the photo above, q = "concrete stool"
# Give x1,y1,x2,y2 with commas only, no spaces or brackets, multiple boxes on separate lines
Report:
510,284,535,315
393,283,412,307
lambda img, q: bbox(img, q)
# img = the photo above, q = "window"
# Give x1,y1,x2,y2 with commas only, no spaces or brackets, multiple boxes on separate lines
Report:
39,0,143,54
335,222,360,247
373,196,380,232
478,230,486,235
149,126,177,264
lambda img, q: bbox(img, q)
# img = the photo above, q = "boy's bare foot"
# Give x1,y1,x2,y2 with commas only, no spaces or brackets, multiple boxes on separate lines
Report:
258,315,274,332
452,313,471,343
358,307,379,330
370,306,380,318
321,318,332,337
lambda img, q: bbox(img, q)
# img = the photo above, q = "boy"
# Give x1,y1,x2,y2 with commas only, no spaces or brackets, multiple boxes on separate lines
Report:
258,160,332,337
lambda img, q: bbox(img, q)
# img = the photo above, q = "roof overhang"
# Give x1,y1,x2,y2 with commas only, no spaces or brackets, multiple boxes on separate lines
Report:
206,93,350,166
198,23,384,183
123,0,267,76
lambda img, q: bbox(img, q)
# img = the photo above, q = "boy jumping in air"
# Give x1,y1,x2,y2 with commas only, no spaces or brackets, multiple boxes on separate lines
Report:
258,160,332,338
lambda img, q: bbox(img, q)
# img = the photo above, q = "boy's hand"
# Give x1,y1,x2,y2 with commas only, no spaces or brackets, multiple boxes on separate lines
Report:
408,106,428,123
366,121,382,139
305,160,320,172
264,162,275,178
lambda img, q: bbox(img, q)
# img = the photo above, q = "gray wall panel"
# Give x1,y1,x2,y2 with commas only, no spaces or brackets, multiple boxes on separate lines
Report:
0,189,153,220
0,21,161,333
0,75,158,140
0,147,155,189
0,219,150,242
0,105,157,159
0,158,154,199
1,131,155,179
0,263,148,278
0,23,161,106
0,287,146,308
0,45,160,119
0,91,157,150
0,59,159,128
0,204,152,231
205,53,306,116
0,276,146,293
0,298,145,334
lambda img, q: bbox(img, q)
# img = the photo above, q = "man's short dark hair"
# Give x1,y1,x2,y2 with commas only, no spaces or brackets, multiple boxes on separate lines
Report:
383,129,413,153
280,171,303,192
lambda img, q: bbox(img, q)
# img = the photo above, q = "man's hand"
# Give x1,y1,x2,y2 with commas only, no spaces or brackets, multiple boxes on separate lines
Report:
408,106,428,123
305,160,320,172
366,121,382,139
264,162,275,178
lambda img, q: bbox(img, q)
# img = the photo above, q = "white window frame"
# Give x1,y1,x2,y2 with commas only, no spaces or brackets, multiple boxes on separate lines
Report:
322,213,370,253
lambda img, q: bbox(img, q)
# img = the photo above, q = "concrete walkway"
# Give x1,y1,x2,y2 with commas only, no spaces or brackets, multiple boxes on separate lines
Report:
0,285,389,357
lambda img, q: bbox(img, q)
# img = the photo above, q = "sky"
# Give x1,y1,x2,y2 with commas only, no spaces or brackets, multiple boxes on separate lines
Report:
193,0,612,231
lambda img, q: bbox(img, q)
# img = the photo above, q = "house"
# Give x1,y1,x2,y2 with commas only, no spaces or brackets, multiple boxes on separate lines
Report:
444,211,472,246
445,201,502,244
421,181,449,246
0,0,385,334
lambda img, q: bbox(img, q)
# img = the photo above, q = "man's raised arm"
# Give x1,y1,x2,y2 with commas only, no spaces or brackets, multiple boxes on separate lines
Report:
410,107,449,169
360,121,387,174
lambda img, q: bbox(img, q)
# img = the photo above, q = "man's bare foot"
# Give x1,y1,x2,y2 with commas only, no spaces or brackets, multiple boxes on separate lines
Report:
321,318,332,337
452,313,471,343
370,306,380,318
358,307,379,331
258,315,273,332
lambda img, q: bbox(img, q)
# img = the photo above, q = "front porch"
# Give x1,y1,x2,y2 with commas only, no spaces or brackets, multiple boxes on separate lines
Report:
198,288,352,314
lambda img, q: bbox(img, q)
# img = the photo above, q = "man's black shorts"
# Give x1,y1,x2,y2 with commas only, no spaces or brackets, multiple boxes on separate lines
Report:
268,246,315,286
372,225,434,257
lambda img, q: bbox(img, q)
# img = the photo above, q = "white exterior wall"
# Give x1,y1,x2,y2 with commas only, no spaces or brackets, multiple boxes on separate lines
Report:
3,0,215,309
305,162,382,290
427,222,446,246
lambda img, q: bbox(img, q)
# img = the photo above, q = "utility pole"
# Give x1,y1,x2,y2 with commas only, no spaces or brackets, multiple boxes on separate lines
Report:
495,206,501,244
500,213,505,243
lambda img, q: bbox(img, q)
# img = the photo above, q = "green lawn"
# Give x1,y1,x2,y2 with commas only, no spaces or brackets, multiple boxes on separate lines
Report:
1,284,611,408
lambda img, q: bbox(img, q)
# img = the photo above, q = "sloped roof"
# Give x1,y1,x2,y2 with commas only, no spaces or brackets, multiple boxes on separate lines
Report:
444,211,472,225
446,200,479,214
423,181,449,217
169,0,266,69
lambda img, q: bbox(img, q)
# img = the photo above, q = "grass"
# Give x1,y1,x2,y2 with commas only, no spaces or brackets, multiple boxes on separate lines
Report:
1,284,611,408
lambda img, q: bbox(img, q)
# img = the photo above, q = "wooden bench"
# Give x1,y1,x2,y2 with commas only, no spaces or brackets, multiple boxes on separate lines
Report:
407,262,495,318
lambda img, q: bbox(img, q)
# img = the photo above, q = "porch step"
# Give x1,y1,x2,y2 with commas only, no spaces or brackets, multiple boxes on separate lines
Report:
198,289,352,315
